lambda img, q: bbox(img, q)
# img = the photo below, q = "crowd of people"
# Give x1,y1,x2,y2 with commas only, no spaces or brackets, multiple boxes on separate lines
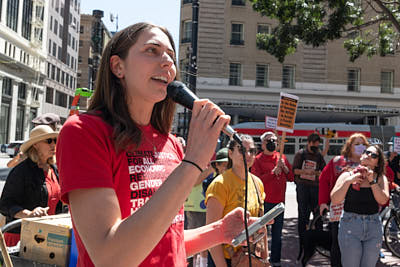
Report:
0,21,399,267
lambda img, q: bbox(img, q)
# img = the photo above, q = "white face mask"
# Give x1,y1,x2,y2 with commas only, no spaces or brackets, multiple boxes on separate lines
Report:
354,144,366,156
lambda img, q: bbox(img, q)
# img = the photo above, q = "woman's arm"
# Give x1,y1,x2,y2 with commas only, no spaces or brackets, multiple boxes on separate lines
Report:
205,197,227,267
70,162,202,267
330,171,363,205
369,174,389,205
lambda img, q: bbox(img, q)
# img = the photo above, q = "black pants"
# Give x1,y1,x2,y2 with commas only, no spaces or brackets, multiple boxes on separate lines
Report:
330,221,342,267
296,183,320,239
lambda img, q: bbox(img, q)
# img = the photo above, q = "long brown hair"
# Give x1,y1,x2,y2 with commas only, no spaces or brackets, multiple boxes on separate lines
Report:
88,22,178,151
368,145,386,178
341,133,369,158
226,134,254,169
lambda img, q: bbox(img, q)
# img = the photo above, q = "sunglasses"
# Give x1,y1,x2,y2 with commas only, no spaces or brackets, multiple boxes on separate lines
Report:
363,150,378,159
236,146,257,155
45,138,57,145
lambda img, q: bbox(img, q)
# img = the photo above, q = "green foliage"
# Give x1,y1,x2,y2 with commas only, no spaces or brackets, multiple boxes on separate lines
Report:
250,0,400,62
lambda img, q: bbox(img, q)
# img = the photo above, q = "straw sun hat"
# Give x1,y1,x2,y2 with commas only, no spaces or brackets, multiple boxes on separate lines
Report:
20,125,59,153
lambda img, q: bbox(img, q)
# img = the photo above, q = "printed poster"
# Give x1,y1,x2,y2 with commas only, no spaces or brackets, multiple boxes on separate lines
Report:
276,92,299,133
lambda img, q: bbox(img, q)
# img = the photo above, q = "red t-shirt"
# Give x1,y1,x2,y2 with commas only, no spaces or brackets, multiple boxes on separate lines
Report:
45,168,61,215
251,151,294,203
318,155,359,206
57,114,185,267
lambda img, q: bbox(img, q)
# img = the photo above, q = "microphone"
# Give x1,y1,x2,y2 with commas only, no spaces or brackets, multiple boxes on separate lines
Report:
167,81,242,145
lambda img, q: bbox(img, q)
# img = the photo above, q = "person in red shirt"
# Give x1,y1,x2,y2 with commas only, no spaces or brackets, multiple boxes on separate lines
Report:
251,131,294,266
57,22,258,267
319,133,368,267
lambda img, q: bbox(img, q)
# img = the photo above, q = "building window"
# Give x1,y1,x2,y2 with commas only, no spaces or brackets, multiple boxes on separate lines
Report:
61,71,65,84
48,39,52,54
55,90,67,107
6,0,19,32
54,19,58,35
232,0,245,6
79,40,83,47
22,0,33,40
51,65,55,80
0,102,10,143
47,62,51,77
59,24,63,38
231,23,244,45
381,71,393,93
50,16,52,30
257,24,270,35
256,64,269,87
229,63,242,86
80,25,84,33
56,67,60,82
347,69,360,92
58,46,62,60
18,83,26,99
52,43,57,57
182,21,192,43
282,65,295,89
46,87,54,103
183,0,192,4
72,37,75,49
2,77,12,96
15,105,24,140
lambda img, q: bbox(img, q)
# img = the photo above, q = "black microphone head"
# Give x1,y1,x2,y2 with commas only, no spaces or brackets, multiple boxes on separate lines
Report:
167,81,199,110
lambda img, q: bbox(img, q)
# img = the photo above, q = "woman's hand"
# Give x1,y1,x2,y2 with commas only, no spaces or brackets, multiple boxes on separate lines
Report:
345,171,364,185
29,207,49,217
365,168,375,183
184,100,230,170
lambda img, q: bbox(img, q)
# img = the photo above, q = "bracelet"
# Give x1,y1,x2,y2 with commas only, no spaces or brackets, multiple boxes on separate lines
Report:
181,159,203,173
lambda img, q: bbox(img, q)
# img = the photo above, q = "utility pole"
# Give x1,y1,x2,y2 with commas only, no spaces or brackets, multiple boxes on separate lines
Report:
189,0,199,94
183,0,199,139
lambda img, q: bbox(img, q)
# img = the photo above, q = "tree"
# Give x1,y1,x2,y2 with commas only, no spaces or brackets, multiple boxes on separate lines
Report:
249,0,400,62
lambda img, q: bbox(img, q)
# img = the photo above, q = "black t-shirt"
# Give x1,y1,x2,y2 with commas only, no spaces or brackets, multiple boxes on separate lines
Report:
292,148,326,186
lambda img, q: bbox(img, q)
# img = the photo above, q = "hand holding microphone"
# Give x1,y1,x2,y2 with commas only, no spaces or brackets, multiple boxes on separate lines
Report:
167,81,234,170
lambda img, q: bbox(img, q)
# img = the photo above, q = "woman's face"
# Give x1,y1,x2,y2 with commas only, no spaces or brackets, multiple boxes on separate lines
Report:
119,27,176,106
229,140,257,169
360,145,379,168
33,138,57,163
350,137,367,158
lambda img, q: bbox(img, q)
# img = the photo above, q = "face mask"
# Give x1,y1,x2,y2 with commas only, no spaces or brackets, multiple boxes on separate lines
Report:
310,146,319,153
266,141,276,152
354,144,366,156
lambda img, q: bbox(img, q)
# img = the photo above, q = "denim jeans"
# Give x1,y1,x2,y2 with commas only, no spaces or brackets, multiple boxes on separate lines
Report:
338,211,382,267
264,202,284,264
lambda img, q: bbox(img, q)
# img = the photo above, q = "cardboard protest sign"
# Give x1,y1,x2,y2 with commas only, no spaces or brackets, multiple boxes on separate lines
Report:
276,92,299,133
393,137,400,153
265,116,277,129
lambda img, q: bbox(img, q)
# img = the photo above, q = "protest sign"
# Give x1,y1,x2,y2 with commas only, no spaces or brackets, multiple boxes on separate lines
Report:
276,92,299,133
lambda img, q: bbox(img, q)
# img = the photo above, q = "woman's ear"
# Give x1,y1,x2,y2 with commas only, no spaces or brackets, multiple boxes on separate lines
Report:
110,55,125,79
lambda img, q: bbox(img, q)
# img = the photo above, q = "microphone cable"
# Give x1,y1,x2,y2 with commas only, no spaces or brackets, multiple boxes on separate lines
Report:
240,147,252,267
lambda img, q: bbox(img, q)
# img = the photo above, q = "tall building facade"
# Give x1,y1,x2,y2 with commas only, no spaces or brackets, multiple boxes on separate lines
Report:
0,0,48,143
178,0,400,134
77,10,111,109
43,0,80,123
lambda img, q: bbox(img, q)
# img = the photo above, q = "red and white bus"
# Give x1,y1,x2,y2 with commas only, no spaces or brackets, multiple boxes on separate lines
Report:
232,122,400,162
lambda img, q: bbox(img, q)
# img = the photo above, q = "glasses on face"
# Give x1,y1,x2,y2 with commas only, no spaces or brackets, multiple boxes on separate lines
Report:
45,138,57,145
264,139,276,143
363,150,378,159
236,146,257,155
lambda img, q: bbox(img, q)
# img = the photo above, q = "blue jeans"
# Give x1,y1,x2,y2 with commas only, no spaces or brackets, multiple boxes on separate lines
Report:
264,202,284,264
338,211,382,267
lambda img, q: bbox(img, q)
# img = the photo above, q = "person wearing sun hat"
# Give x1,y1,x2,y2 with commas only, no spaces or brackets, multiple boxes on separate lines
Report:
0,125,63,247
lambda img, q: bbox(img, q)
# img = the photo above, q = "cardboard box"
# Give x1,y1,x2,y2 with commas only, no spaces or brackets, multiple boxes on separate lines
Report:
20,214,72,267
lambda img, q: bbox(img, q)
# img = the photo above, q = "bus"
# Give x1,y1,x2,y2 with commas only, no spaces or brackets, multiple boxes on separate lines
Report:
232,122,400,163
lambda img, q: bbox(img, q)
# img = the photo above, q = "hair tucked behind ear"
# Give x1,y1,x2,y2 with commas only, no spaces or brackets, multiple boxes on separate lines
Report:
88,22,179,152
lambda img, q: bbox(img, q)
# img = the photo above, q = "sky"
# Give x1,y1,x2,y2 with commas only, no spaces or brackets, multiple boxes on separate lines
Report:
80,0,181,49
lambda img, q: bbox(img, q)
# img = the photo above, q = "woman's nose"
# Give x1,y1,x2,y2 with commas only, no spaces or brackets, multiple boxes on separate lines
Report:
161,52,174,68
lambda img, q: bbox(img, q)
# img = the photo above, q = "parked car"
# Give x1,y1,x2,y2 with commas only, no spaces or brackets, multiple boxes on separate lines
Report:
6,141,24,158
1,144,9,153
0,168,10,181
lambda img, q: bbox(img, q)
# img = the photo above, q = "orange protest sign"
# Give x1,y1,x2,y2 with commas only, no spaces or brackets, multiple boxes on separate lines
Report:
276,92,299,133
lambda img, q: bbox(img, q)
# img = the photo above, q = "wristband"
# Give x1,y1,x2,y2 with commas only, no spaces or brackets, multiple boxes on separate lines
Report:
369,179,378,185
181,159,203,173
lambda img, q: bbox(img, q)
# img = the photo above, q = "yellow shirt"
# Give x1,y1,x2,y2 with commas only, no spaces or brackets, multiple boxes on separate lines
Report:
205,169,265,259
